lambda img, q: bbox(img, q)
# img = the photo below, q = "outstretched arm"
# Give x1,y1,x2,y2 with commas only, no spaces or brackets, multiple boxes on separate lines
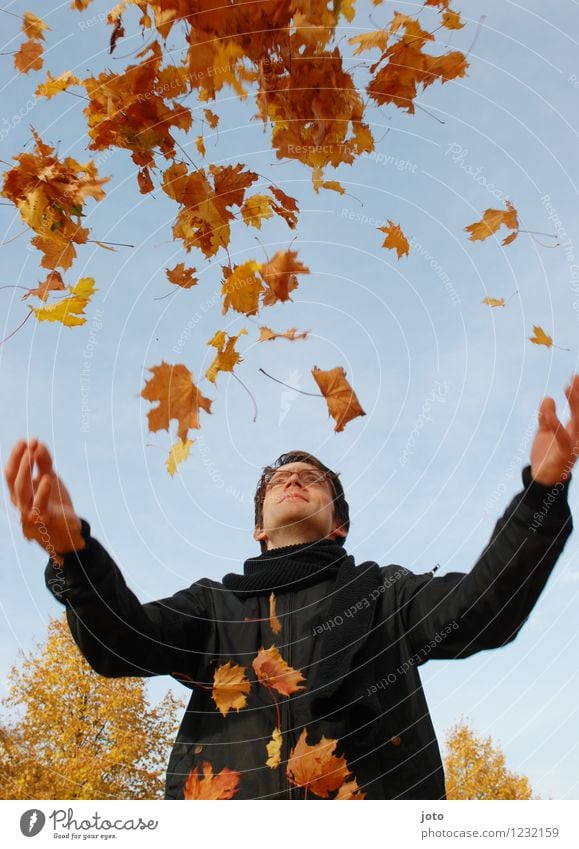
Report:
44,519,212,680
396,375,579,660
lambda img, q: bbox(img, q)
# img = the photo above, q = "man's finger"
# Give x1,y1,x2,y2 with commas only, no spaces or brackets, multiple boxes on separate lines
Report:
33,442,54,478
4,440,27,505
31,473,52,521
13,441,37,513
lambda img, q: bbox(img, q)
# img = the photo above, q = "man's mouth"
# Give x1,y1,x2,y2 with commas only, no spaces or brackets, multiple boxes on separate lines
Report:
282,492,307,502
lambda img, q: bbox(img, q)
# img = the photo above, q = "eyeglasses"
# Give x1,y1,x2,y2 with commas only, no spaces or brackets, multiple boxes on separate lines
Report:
263,468,332,489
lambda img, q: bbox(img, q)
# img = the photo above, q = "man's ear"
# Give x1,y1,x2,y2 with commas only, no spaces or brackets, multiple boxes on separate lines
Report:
330,524,348,541
253,526,267,543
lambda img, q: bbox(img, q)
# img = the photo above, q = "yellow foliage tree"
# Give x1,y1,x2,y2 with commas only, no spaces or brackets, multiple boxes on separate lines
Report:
443,719,537,800
0,615,184,800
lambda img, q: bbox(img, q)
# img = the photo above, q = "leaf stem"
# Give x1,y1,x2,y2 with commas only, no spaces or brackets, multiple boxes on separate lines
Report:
259,367,322,397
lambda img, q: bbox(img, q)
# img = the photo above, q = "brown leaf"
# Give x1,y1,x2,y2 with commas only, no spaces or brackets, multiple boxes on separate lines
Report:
258,326,309,343
529,325,552,348
378,220,410,259
205,328,248,384
465,200,519,244
166,263,198,289
287,729,350,798
311,366,366,433
140,361,213,443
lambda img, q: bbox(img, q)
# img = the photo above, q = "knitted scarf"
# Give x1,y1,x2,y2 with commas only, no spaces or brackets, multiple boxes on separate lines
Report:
222,538,383,744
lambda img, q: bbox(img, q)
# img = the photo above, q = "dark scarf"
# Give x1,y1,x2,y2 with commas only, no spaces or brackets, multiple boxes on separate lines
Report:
222,538,384,751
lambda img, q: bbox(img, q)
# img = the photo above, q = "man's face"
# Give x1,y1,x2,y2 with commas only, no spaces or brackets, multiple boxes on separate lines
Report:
253,461,347,550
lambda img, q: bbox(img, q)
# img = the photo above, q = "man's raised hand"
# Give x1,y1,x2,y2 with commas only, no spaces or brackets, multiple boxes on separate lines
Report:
530,374,579,486
4,438,85,563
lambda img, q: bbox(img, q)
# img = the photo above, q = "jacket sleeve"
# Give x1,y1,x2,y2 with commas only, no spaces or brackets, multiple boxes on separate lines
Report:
44,517,212,680
395,465,574,660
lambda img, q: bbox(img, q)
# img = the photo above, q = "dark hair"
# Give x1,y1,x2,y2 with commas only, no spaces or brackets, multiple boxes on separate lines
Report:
253,450,350,553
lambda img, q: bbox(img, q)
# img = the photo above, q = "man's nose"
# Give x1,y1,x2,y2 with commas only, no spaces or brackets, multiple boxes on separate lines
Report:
284,472,304,487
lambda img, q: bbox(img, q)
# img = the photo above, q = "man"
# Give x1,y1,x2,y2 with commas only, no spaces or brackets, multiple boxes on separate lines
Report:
5,376,579,799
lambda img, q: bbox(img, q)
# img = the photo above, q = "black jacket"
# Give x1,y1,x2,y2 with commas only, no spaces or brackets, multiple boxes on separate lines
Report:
44,465,573,799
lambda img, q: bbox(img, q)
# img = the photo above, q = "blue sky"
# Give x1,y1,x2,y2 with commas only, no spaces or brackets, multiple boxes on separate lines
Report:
1,0,578,799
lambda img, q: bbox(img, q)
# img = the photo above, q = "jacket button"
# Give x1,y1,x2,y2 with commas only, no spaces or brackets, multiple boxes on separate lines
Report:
390,735,402,746
194,745,204,754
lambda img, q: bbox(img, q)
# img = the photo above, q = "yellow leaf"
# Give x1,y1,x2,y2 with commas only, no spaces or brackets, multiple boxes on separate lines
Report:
212,661,251,717
269,592,282,634
529,325,552,348
378,220,410,259
166,438,194,477
36,70,80,99
241,195,274,229
266,727,282,769
31,277,97,326
482,297,505,308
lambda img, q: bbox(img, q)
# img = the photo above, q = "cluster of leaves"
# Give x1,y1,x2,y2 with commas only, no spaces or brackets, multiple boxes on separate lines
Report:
4,0,565,474
443,720,536,800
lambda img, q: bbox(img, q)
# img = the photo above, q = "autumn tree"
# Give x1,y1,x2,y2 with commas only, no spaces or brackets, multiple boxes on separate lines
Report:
443,719,537,800
0,615,184,800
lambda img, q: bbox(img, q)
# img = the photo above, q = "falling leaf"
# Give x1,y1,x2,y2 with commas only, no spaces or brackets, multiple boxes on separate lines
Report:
221,260,264,316
442,10,464,29
137,167,154,194
348,29,390,56
22,271,65,302
529,325,552,348
36,70,80,99
166,263,198,289
30,277,97,327
212,661,251,717
465,200,519,245
166,437,194,477
258,326,309,343
252,645,306,697
482,297,505,308
184,762,240,799
22,11,51,40
14,39,44,74
140,361,213,443
259,250,310,306
203,108,219,128
311,366,366,433
195,135,206,157
1,129,108,270
205,328,248,384
335,778,366,799
378,220,410,259
269,592,282,634
266,727,282,769
241,194,275,229
286,729,350,798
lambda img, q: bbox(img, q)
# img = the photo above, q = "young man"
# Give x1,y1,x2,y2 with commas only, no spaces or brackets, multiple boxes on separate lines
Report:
5,376,579,798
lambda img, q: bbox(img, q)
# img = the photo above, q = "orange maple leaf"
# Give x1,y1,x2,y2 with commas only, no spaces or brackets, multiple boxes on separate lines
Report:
212,661,251,717
30,277,97,327
529,325,552,348
378,220,410,259
184,762,240,800
205,328,248,384
311,366,366,433
482,297,505,308
266,727,282,769
259,250,310,306
465,200,519,245
252,645,306,697
166,263,198,289
14,39,44,74
140,361,213,443
286,729,351,798
22,271,65,302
